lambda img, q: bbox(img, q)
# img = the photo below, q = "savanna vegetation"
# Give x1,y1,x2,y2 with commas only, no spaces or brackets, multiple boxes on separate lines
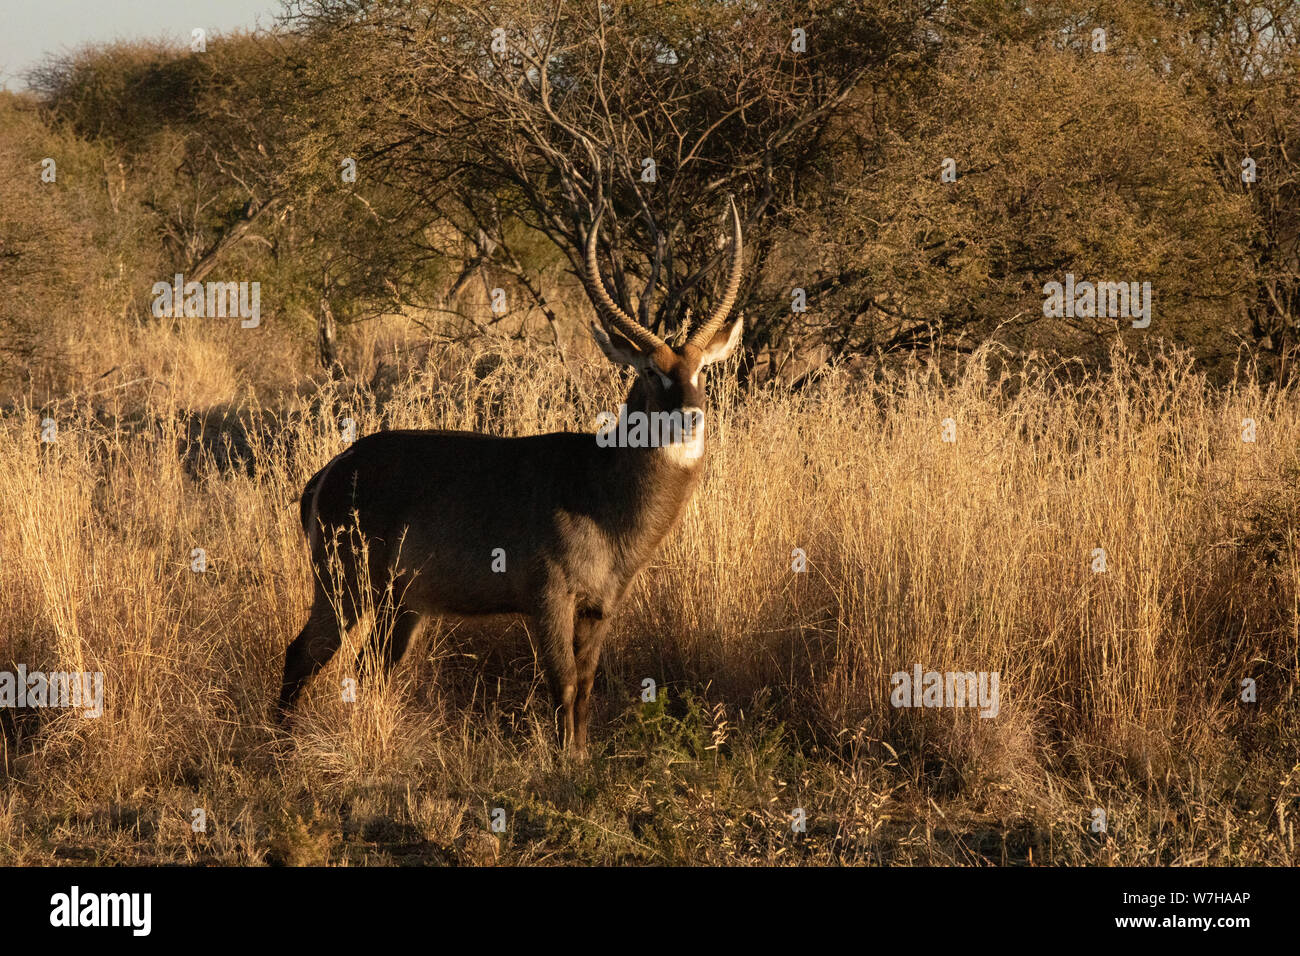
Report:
0,0,1297,864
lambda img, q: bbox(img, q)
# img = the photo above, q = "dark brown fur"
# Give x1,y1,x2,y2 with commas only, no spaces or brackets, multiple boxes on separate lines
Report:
277,320,740,751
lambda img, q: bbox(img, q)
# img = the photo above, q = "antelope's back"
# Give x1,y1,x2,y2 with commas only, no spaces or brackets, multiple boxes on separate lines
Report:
300,427,601,568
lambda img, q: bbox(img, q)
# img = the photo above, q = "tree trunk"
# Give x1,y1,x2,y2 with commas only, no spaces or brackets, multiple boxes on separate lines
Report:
318,280,344,379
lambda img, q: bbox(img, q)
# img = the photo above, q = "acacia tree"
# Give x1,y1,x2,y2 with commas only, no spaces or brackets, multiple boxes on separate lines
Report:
792,39,1255,373
285,0,927,363
1128,0,1300,376
184,30,449,374
27,32,436,375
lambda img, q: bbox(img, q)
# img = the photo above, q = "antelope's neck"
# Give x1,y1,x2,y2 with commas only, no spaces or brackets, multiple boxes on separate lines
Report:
603,430,705,560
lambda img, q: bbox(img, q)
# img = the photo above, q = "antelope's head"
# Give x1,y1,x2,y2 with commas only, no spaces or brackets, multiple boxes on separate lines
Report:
585,199,744,435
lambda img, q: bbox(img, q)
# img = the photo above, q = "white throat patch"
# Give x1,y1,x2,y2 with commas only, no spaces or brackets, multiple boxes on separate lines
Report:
659,406,705,466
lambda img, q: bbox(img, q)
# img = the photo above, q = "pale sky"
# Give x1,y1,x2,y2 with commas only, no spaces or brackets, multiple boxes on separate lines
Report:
0,0,284,90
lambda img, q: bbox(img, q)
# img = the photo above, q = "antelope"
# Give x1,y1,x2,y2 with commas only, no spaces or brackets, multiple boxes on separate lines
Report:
277,201,744,753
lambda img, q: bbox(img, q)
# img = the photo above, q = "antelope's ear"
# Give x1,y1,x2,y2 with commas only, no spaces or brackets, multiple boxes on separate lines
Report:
698,312,744,366
590,322,647,369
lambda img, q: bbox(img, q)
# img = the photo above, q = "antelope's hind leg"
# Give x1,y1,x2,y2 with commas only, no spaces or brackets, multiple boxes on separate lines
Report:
277,588,353,721
354,605,425,684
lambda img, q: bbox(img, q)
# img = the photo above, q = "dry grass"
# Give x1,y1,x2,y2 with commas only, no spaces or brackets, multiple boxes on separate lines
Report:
1,327,1297,865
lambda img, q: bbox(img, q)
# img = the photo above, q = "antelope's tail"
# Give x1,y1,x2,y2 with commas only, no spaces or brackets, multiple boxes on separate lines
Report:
299,464,329,540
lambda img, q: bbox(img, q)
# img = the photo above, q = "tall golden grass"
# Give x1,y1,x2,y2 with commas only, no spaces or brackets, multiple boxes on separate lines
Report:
1,330,1297,865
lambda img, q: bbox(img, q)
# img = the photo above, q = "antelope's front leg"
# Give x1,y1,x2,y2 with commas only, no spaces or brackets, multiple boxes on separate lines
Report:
535,591,577,750
573,610,611,755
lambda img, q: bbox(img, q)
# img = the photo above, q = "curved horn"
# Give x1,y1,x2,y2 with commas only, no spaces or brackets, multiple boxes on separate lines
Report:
685,197,743,349
585,209,668,354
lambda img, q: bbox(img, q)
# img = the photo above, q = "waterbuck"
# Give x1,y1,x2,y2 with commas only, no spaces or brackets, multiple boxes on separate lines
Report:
277,202,744,753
